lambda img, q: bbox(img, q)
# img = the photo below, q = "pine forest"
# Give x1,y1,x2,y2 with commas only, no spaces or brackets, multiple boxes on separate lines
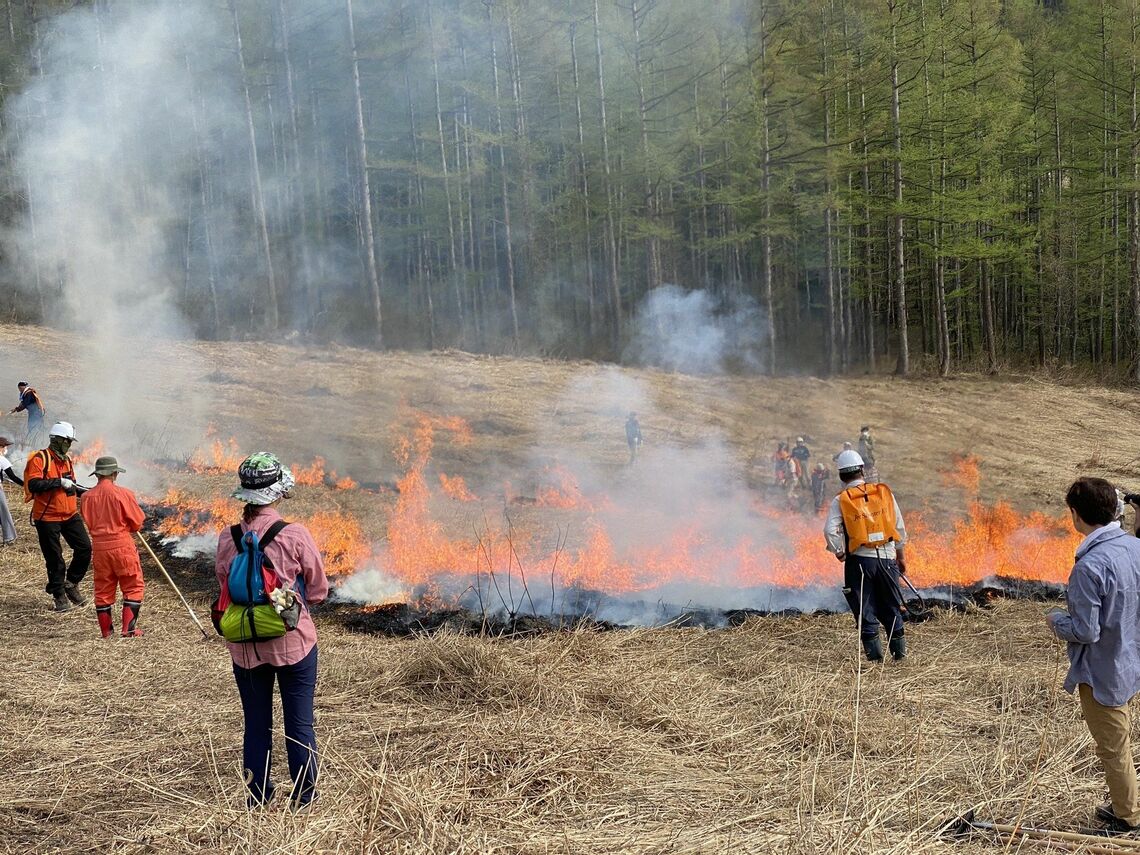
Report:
0,0,1134,377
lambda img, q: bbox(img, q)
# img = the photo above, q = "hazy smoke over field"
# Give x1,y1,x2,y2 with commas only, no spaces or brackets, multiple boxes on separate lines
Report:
3,3,239,460
624,286,769,374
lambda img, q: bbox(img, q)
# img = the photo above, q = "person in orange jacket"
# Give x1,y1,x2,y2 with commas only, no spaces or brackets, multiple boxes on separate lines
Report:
82,456,146,637
23,421,91,612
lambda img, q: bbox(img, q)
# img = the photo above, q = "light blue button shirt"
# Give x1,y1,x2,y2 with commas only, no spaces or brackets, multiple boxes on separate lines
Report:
1050,522,1140,707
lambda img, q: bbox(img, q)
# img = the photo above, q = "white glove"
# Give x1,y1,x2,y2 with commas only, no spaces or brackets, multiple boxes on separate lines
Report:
60,477,75,490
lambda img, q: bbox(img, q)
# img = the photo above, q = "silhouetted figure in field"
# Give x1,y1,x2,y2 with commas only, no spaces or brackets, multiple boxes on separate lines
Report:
625,413,643,464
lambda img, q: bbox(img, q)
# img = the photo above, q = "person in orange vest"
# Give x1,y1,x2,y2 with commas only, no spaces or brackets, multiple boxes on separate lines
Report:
82,456,146,638
23,421,92,612
823,449,910,662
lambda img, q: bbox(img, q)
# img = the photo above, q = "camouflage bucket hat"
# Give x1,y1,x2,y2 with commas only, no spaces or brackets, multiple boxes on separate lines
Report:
232,451,295,505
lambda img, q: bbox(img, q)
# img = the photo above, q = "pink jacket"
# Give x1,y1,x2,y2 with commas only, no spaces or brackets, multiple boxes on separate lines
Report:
214,506,330,668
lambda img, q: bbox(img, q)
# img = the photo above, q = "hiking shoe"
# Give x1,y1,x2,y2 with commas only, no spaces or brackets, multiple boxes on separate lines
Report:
63,582,87,606
52,595,72,612
1095,805,1140,834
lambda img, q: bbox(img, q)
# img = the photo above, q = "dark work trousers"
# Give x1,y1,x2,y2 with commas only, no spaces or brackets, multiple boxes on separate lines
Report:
232,645,319,807
842,553,904,642
34,514,92,596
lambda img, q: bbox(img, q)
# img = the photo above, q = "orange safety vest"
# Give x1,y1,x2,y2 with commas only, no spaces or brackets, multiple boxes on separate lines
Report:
837,482,901,553
23,449,78,522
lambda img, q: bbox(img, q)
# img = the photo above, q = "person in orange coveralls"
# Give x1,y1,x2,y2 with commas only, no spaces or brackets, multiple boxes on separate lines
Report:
82,455,146,637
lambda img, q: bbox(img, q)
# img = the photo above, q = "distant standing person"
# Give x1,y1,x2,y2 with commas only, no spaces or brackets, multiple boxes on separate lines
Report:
832,441,853,464
858,426,876,476
1047,478,1140,834
10,381,45,448
23,421,91,611
791,437,811,488
214,452,329,809
824,449,909,662
625,412,643,464
810,462,831,514
0,436,23,544
82,456,147,638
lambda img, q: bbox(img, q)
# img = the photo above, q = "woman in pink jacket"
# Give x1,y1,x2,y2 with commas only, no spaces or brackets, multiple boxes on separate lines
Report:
214,452,329,809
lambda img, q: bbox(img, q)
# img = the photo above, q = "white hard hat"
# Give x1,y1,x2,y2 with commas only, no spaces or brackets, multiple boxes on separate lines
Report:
48,421,76,440
836,449,864,471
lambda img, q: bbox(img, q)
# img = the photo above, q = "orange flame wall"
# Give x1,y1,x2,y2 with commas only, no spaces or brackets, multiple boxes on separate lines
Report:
153,416,1083,600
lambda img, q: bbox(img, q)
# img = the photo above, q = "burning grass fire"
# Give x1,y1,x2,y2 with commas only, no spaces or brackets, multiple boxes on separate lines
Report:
145,413,1081,628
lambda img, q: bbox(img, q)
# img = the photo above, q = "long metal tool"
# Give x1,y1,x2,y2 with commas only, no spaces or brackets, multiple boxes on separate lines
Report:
945,810,1140,853
900,573,927,614
136,531,210,639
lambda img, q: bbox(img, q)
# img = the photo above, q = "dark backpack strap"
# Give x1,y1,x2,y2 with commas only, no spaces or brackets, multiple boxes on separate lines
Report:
230,524,244,550
259,520,289,549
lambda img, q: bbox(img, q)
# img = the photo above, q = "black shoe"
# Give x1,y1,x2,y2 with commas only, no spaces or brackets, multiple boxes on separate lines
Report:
889,636,908,660
1096,805,1140,834
52,595,72,612
63,582,87,606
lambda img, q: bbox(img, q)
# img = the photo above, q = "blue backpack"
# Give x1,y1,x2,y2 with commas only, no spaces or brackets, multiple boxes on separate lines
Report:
215,521,299,643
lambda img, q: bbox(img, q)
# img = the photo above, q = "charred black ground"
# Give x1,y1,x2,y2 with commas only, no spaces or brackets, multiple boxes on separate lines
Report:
146,514,1065,639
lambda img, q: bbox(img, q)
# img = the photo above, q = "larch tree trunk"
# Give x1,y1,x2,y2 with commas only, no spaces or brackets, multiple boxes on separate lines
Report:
346,0,384,347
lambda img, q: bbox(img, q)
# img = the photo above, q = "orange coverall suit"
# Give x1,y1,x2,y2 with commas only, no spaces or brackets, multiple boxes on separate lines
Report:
82,479,146,637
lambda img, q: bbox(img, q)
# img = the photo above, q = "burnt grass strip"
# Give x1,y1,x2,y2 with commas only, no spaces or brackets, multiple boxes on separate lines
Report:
143,520,1066,639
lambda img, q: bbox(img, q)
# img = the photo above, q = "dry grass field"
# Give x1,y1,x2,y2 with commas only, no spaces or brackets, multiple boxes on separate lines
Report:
0,324,1138,854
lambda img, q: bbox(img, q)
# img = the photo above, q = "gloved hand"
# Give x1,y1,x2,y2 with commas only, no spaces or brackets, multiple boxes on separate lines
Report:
896,555,908,576
60,477,75,493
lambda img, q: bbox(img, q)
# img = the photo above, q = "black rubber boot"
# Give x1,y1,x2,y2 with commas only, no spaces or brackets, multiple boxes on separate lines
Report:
862,635,884,662
889,636,907,660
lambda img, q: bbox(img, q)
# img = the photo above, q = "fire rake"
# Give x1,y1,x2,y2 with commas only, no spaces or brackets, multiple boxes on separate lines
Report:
944,810,1140,853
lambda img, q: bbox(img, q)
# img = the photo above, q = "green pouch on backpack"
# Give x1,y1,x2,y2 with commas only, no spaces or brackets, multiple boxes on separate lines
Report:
219,603,287,643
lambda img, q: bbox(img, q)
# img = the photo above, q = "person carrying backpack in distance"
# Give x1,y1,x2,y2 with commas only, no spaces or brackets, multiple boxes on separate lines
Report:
82,456,146,637
10,381,46,449
213,452,328,810
823,449,910,662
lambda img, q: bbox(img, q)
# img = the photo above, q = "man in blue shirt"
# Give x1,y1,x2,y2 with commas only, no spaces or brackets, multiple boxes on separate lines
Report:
1048,477,1140,834
10,381,45,448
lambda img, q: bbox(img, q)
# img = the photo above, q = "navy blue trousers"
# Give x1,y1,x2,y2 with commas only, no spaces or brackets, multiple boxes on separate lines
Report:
232,645,319,806
842,554,904,641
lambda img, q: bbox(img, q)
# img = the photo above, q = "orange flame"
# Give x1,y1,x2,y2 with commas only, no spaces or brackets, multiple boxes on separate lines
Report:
294,457,327,486
73,437,107,469
153,412,1083,607
440,473,476,502
188,426,244,474
305,510,371,577
941,453,982,497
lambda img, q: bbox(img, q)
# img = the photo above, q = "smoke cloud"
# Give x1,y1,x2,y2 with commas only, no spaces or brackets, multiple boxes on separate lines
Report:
623,285,769,374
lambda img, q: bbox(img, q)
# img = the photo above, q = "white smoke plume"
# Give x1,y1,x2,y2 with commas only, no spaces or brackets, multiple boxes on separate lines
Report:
623,285,769,374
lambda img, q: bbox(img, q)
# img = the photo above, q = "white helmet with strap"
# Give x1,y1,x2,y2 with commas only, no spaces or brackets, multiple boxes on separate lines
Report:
48,421,76,440
836,449,864,473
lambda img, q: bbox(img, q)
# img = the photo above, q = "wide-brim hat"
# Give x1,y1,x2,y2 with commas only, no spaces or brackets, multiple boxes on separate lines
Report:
231,451,296,505
0,436,11,448
90,456,126,476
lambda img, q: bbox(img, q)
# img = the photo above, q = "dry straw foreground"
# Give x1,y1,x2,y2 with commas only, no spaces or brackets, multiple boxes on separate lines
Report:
1,327,1138,853
0,519,1119,854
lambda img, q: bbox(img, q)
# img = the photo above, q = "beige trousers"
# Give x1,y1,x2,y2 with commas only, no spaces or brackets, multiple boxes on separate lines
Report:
1079,683,1140,825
